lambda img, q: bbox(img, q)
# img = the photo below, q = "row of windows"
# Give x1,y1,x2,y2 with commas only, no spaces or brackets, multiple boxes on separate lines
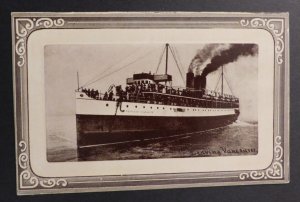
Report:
105,103,232,112
135,80,151,84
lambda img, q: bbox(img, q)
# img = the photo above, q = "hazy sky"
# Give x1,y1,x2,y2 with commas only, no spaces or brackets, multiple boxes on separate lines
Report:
45,44,258,123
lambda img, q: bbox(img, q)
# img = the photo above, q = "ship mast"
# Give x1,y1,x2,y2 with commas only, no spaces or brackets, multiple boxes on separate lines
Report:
165,43,169,86
165,43,169,74
221,66,224,96
77,71,80,90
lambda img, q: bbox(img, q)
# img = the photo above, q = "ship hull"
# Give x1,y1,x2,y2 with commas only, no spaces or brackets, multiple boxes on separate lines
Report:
75,93,239,153
76,113,238,148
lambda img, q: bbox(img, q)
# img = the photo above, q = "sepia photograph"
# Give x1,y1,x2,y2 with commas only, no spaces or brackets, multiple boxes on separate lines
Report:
45,43,259,162
12,12,289,195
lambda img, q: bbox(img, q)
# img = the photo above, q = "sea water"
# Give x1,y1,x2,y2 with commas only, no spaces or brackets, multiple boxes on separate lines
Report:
47,115,258,162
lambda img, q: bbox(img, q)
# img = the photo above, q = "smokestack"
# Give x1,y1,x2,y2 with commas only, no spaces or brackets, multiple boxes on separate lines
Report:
194,75,201,90
186,72,194,89
194,75,207,90
200,76,206,89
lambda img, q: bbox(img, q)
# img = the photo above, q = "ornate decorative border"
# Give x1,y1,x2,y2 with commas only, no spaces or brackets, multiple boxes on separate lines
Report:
240,18,285,65
238,17,285,181
15,18,65,68
18,141,67,189
239,136,283,180
12,13,289,195
14,17,68,191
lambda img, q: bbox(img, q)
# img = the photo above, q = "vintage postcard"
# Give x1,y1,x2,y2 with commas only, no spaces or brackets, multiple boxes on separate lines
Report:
12,12,289,195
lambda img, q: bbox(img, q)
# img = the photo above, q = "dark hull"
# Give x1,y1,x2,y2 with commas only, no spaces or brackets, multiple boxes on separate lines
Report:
76,113,239,148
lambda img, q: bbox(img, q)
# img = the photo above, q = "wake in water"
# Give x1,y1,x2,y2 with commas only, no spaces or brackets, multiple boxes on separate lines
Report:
47,116,258,162
230,120,258,127
78,123,257,161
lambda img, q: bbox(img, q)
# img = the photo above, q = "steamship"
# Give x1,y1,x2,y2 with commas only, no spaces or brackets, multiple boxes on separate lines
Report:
75,44,240,149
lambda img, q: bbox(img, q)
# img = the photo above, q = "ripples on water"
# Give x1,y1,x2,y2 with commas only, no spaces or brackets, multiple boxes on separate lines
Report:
47,116,258,162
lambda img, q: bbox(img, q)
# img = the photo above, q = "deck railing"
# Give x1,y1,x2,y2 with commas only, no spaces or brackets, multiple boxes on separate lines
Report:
79,90,239,109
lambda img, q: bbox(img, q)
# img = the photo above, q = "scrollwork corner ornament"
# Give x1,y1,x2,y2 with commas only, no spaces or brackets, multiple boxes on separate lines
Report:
15,17,65,68
239,136,284,181
240,18,285,65
18,140,68,190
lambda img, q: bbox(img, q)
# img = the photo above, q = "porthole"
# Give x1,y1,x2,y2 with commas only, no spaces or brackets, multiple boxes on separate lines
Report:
106,104,109,107
126,105,129,108
143,106,145,108
135,106,137,108
157,107,159,109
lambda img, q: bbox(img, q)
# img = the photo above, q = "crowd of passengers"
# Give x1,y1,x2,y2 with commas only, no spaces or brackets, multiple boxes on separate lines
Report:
81,82,238,108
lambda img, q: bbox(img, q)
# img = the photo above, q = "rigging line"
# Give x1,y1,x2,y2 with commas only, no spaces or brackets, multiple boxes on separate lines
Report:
173,46,185,73
80,46,142,88
214,74,221,92
155,46,166,74
223,68,234,95
169,46,185,85
223,69,234,95
172,46,187,78
85,48,158,86
224,74,234,95
82,47,142,88
214,73,222,92
170,47,185,85
173,46,192,85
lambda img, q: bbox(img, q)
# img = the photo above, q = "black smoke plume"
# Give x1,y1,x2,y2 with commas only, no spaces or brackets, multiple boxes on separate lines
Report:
188,44,219,73
201,44,258,77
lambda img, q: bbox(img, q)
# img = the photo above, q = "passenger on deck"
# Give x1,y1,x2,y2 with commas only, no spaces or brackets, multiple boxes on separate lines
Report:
95,90,99,99
103,92,108,100
108,91,114,100
90,89,95,98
